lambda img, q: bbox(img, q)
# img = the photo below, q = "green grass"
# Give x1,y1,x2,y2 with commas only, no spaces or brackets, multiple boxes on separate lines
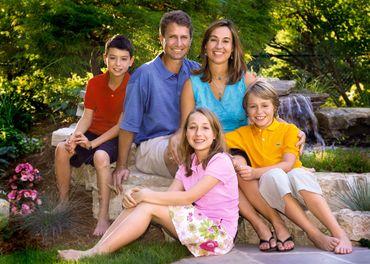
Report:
301,148,370,173
0,241,190,264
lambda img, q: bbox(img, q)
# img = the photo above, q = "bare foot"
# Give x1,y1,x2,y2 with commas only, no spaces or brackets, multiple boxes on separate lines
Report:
58,249,88,261
309,232,339,252
93,219,110,236
334,233,352,254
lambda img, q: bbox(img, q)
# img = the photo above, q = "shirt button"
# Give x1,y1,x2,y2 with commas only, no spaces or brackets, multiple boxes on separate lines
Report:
111,94,114,97
262,138,265,141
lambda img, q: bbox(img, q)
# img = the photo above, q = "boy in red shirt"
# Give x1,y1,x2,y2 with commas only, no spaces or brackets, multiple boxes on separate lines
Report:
55,35,134,236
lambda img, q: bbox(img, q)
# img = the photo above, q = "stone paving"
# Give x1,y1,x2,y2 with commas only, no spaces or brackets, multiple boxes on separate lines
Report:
174,245,369,264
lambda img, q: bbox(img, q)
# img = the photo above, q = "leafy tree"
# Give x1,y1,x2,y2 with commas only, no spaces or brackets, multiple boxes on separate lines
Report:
264,0,369,106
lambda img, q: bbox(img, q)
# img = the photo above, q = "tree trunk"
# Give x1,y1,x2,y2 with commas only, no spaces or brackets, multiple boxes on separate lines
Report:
90,47,103,76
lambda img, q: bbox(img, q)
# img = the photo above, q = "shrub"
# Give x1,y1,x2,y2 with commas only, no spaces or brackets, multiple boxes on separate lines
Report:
301,148,370,173
336,177,370,211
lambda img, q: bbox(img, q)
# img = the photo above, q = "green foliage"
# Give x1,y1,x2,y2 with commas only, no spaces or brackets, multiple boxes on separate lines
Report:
335,177,370,211
359,238,370,249
301,148,370,173
262,0,370,107
0,92,33,132
0,241,189,263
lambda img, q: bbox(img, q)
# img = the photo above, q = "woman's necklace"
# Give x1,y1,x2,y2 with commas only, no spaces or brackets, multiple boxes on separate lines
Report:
211,76,227,101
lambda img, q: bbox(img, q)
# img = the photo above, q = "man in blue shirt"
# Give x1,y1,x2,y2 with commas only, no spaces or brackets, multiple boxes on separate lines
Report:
113,10,199,188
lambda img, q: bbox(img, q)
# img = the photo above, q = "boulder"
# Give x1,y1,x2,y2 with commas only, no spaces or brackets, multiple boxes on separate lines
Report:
315,108,370,146
262,77,296,96
91,166,173,220
0,198,9,231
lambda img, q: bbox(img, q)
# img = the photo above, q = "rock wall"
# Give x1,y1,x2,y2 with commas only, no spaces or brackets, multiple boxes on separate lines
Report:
315,108,370,146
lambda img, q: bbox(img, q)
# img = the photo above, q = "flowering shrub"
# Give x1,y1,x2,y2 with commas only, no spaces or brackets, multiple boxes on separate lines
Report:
7,163,42,216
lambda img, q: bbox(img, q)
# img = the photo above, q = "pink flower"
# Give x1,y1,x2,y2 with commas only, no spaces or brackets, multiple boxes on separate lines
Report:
15,163,33,173
36,199,42,205
11,206,18,214
200,240,219,252
21,203,32,215
30,190,38,200
7,190,17,200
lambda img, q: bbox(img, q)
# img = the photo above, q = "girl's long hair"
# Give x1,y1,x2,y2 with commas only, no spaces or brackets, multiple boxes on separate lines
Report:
193,19,247,84
180,108,227,176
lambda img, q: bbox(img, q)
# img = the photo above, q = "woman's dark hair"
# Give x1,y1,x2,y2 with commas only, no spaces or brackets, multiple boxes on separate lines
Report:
193,19,246,84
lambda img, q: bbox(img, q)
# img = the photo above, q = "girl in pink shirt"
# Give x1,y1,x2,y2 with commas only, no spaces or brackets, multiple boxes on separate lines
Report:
58,108,239,260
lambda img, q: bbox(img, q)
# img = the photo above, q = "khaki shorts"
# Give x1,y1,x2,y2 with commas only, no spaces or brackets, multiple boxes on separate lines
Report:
135,135,172,178
259,167,322,213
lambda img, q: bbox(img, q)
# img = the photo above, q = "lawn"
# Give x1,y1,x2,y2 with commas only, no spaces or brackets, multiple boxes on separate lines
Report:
0,240,190,264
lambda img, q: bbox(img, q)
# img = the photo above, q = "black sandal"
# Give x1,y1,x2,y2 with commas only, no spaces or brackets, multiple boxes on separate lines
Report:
259,233,277,252
276,236,295,252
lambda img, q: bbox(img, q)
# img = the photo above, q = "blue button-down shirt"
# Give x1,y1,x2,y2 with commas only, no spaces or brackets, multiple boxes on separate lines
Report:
121,53,199,144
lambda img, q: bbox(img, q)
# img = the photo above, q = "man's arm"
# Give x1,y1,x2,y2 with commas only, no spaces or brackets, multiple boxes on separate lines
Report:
112,129,135,193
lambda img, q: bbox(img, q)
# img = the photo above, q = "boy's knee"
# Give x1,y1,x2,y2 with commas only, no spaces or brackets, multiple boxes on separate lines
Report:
264,168,286,181
55,142,69,157
93,150,110,168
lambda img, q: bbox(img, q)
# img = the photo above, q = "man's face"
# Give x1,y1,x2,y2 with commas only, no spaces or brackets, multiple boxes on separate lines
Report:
160,23,192,61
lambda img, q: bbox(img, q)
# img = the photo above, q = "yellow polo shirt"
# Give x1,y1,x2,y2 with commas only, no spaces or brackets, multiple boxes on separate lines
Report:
225,119,302,168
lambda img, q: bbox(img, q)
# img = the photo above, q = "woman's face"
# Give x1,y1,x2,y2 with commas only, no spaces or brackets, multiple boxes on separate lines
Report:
205,26,233,65
246,93,275,129
186,112,215,157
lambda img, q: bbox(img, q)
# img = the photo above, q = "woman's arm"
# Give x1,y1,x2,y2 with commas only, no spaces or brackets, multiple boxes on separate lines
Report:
132,175,220,205
244,71,257,87
168,79,195,163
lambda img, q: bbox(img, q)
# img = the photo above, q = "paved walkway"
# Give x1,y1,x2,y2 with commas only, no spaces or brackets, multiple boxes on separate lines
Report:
174,245,369,264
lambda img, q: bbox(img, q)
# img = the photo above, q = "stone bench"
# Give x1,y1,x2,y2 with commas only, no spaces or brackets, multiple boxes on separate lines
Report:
86,169,369,246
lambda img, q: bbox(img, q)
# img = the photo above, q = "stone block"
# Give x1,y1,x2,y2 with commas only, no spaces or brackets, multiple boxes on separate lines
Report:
51,124,76,146
315,107,370,145
75,102,84,117
262,77,296,96
89,169,370,246
71,164,97,191
92,166,173,220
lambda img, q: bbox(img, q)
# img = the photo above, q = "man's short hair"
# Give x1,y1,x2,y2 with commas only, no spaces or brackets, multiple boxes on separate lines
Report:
159,10,193,38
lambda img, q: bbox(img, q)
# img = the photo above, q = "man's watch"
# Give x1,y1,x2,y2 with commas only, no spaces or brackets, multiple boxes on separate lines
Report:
88,142,93,151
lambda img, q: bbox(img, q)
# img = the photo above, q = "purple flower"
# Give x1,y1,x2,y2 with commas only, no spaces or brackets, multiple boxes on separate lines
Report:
200,240,219,253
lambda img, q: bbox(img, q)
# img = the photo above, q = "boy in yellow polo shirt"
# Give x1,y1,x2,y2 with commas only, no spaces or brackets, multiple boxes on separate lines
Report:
226,80,352,254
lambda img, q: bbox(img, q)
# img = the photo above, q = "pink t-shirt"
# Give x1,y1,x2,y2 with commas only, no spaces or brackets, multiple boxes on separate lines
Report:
175,152,239,238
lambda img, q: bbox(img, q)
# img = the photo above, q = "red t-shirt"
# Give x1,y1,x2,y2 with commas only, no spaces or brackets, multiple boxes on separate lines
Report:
84,71,130,135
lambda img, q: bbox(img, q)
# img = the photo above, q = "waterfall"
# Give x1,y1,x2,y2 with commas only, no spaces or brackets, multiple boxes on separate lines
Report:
278,94,325,147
